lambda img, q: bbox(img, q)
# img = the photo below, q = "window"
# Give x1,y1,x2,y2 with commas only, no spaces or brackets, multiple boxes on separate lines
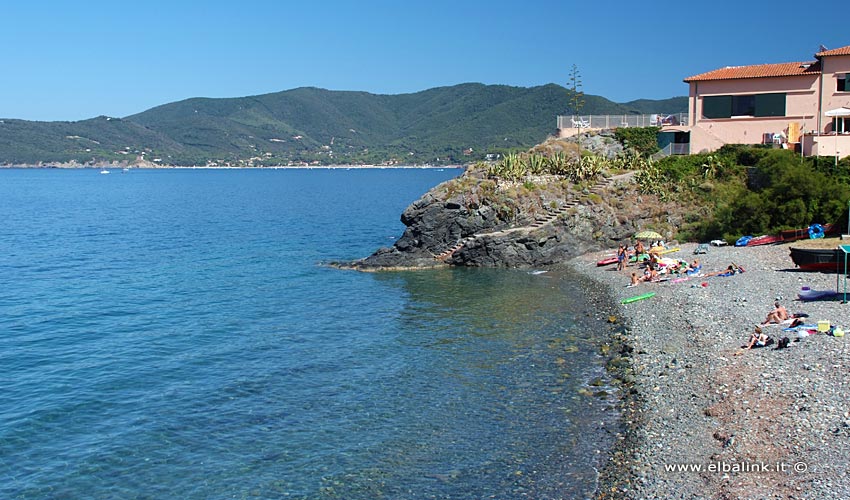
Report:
754,93,786,117
839,74,848,92
703,95,731,118
731,95,755,116
701,93,786,118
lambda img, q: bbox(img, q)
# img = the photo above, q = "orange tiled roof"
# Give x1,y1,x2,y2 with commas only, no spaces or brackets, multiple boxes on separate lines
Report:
816,45,850,57
684,61,820,82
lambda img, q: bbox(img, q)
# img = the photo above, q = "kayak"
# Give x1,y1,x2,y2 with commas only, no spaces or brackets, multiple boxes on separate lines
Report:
596,256,618,267
746,234,783,246
621,292,656,304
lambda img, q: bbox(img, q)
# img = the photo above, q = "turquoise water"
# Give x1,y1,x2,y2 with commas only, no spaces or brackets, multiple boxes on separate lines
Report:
0,168,616,499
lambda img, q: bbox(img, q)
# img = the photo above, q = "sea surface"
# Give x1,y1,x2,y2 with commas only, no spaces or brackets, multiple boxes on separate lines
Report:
0,168,617,499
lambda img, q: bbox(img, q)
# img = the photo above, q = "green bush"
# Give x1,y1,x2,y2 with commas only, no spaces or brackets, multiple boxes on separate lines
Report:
649,147,850,241
614,127,660,157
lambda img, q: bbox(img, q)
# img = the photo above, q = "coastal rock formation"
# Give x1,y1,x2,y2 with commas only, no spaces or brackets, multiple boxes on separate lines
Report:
351,165,683,270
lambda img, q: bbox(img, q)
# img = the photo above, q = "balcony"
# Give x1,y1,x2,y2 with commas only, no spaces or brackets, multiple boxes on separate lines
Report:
557,113,689,132
803,132,850,159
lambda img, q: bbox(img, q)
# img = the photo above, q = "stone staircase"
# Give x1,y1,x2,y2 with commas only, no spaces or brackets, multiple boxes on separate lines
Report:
433,173,624,262
433,236,476,261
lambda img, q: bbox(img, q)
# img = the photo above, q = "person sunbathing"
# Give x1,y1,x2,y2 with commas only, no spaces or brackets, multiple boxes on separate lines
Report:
705,263,744,277
685,259,702,276
736,326,774,354
639,266,660,282
761,301,789,325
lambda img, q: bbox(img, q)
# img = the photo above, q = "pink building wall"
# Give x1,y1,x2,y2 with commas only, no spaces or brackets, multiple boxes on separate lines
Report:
683,50,850,158
820,54,850,132
687,75,819,154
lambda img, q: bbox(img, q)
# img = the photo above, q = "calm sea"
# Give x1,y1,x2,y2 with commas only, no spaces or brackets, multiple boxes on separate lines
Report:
0,168,617,499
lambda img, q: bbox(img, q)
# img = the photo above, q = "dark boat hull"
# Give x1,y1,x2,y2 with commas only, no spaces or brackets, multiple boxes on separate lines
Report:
789,247,847,272
780,223,838,243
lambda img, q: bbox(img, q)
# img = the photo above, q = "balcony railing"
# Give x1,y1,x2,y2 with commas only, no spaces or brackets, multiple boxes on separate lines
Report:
654,142,690,158
557,113,689,130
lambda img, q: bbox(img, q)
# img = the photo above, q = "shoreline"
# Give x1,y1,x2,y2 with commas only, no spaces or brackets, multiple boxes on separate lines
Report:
569,240,850,498
0,164,465,170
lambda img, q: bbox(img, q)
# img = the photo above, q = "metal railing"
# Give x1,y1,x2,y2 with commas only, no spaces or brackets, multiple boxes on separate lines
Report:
652,142,691,159
557,113,689,130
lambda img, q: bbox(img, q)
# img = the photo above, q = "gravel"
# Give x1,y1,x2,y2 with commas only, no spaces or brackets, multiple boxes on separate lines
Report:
570,241,850,499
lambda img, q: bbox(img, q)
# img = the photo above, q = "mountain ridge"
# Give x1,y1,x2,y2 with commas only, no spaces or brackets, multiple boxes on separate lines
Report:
0,84,687,166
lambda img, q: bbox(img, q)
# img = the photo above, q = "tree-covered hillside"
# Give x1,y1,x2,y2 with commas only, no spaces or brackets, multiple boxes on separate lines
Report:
0,84,687,166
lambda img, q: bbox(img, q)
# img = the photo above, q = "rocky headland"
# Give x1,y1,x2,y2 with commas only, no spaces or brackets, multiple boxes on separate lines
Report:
349,148,683,270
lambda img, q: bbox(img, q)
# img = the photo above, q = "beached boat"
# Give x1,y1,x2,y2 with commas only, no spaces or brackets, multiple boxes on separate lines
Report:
780,223,838,243
596,256,618,267
746,234,783,246
789,247,847,272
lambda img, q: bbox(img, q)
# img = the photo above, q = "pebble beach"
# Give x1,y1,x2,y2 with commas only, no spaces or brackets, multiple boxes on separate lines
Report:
571,240,850,499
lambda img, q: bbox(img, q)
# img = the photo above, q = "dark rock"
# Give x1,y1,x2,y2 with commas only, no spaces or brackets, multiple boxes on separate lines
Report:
350,166,681,270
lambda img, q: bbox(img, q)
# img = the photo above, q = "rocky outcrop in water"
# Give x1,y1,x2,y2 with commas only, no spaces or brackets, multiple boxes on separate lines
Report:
348,165,686,270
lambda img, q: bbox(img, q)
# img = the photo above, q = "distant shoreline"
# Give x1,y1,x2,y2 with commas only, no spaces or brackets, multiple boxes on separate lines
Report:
0,164,466,170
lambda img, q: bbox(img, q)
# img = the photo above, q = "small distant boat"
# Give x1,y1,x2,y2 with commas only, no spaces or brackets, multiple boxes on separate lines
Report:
100,169,110,174
789,247,847,272
122,167,130,173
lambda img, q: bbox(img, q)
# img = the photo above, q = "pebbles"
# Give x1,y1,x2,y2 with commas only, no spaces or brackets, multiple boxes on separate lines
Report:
571,242,850,499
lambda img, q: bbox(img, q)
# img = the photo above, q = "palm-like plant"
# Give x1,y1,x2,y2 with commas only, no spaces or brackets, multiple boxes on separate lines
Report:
525,153,547,175
546,152,571,175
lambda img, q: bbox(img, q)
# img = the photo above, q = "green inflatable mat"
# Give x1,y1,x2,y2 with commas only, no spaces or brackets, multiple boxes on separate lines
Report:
621,292,656,304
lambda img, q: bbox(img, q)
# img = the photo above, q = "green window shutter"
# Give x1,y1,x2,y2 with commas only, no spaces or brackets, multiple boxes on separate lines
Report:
702,95,731,118
731,95,755,116
754,93,786,117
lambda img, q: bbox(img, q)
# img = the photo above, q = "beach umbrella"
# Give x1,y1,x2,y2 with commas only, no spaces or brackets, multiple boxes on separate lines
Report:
824,107,850,117
634,230,663,240
824,108,850,164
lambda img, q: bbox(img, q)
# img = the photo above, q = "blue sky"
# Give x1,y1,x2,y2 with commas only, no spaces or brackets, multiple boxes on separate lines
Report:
2,0,847,121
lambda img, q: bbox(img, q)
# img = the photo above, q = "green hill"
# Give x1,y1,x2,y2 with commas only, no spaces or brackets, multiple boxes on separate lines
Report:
0,84,687,166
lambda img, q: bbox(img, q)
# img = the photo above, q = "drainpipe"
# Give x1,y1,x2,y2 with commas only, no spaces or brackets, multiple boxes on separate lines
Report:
817,57,823,136
691,83,697,127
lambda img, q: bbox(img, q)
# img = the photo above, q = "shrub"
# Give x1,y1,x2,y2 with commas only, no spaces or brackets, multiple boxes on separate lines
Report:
614,127,661,157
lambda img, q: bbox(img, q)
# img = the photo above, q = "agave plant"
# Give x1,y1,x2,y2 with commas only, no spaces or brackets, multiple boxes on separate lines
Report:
546,151,572,175
701,154,723,179
634,157,668,200
487,152,525,180
564,154,606,182
525,153,547,175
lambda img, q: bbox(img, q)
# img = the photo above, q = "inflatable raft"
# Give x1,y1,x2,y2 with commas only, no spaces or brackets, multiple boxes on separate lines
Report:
621,292,656,304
